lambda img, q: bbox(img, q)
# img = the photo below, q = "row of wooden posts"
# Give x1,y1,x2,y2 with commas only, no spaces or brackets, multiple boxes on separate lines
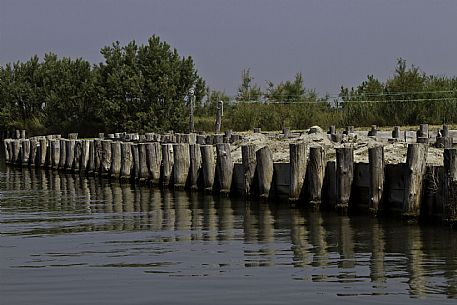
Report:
2,129,457,223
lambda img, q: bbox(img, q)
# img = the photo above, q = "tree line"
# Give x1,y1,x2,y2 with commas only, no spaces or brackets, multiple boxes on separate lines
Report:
2,35,457,135
0,35,205,136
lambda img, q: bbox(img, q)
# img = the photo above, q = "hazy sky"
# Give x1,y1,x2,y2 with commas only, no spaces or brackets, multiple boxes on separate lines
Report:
1,0,457,97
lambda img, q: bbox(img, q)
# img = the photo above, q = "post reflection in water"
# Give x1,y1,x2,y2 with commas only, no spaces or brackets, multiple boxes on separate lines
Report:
2,166,457,299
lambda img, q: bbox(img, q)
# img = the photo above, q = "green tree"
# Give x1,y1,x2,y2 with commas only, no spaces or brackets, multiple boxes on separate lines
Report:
236,68,262,102
96,35,205,133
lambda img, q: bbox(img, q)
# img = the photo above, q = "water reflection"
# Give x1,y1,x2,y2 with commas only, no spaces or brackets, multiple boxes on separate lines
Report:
1,166,457,299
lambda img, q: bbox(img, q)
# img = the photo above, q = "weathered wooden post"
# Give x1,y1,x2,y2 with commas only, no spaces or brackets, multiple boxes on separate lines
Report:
120,142,133,180
15,130,20,139
80,140,90,173
368,125,377,137
289,143,307,202
65,140,75,171
307,146,326,207
197,134,206,145
392,126,401,139
403,143,428,218
343,126,354,135
443,148,457,222
58,139,66,169
215,100,223,133
131,144,140,180
161,144,174,187
68,133,78,140
146,142,162,185
224,130,232,143
416,124,429,144
336,147,354,209
4,140,10,163
282,127,290,139
138,143,149,182
324,160,337,208
200,145,215,191
256,146,274,198
20,129,26,139
241,144,257,196
94,139,102,173
110,141,122,178
368,146,384,214
38,138,47,167
11,139,21,164
189,144,202,190
29,139,38,166
50,139,60,169
436,124,453,148
87,140,96,174
101,140,112,176
216,143,233,194
21,139,30,166
328,125,336,135
73,140,83,172
173,143,190,189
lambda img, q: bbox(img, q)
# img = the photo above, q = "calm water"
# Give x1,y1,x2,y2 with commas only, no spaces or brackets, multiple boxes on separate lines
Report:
1,156,457,304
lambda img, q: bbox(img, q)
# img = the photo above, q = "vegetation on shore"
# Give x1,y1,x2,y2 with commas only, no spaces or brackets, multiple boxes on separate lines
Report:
1,35,457,135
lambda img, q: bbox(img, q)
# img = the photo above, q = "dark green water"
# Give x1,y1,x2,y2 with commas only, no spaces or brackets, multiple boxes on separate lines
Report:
1,158,457,304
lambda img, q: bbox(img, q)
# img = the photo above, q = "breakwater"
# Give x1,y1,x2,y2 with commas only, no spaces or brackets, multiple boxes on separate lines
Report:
3,126,457,223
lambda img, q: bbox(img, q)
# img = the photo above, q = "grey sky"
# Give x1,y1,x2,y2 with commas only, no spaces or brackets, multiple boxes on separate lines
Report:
1,0,457,97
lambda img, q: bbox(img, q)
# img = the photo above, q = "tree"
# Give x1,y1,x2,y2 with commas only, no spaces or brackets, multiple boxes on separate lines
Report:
96,35,206,132
236,68,262,102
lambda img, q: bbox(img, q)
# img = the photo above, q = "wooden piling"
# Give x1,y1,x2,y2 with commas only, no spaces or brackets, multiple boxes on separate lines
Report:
11,139,20,165
200,145,216,191
289,143,307,202
443,148,457,222
80,140,90,173
307,146,326,207
58,139,66,169
417,124,429,144
189,144,202,190
65,140,75,171
120,142,133,180
241,144,257,196
392,126,401,139
110,141,121,178
73,140,82,172
131,144,140,180
101,140,112,176
87,140,96,174
50,139,60,169
4,140,10,163
368,125,377,137
38,138,47,167
256,146,274,198
336,147,354,209
324,160,337,207
29,139,38,166
161,144,174,187
21,139,30,166
138,143,149,182
94,139,102,172
173,143,190,189
146,142,162,185
368,146,384,214
403,143,428,218
216,143,233,194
